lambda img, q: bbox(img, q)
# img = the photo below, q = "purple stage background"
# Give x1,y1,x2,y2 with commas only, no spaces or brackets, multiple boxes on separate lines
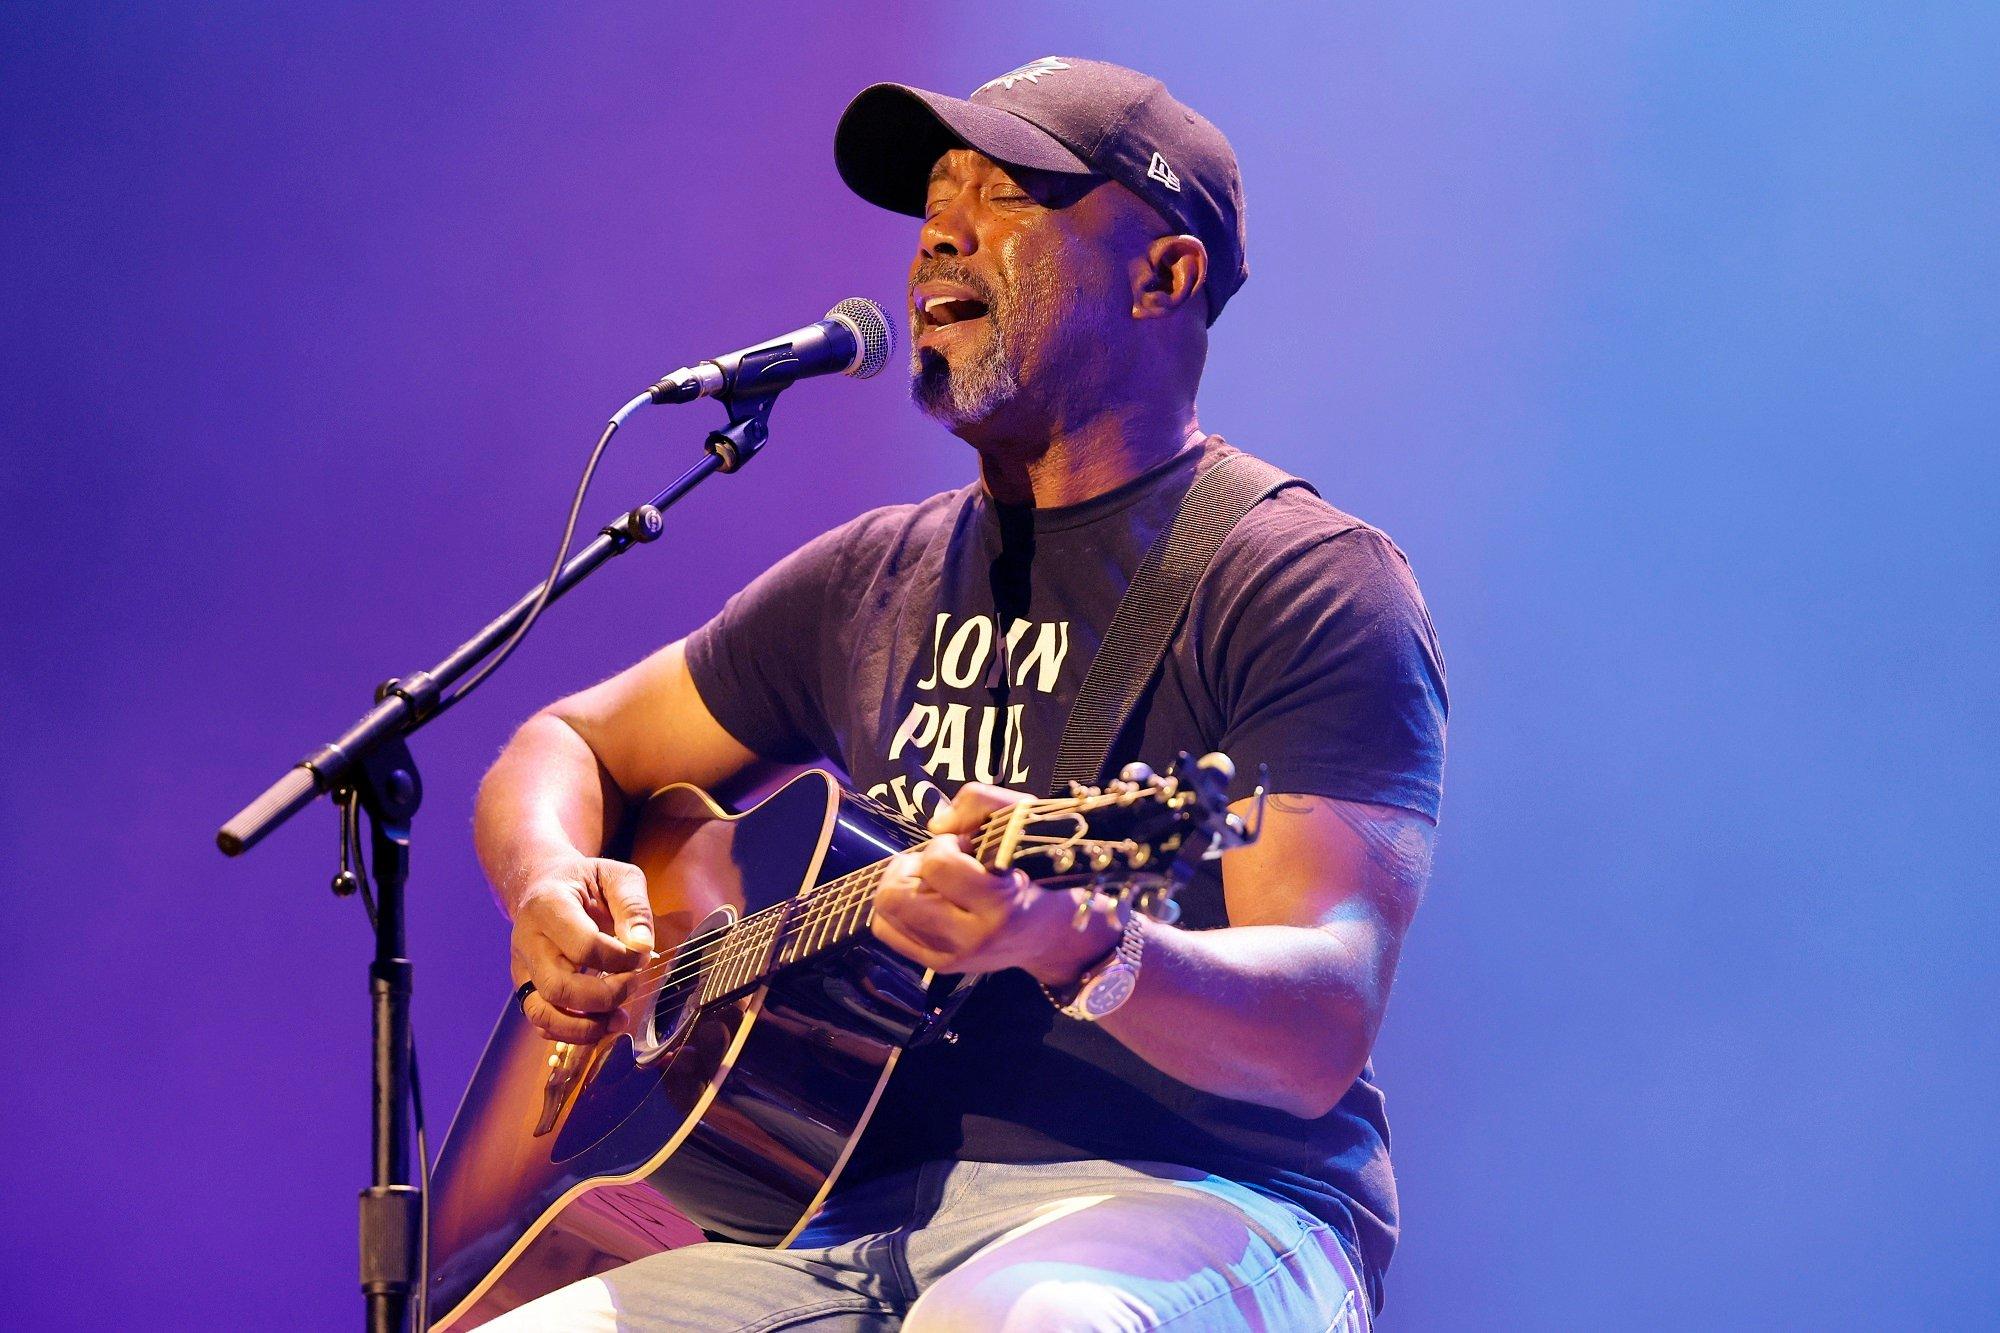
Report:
4,5,1994,1328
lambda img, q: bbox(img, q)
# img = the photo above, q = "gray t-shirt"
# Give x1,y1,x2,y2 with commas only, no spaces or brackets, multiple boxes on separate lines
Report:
685,435,1447,1303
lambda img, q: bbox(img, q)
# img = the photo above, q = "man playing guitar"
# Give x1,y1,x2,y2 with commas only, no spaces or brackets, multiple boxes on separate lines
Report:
473,57,1446,1332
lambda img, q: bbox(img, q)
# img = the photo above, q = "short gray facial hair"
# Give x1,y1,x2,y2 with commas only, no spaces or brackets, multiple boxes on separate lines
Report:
909,314,1022,430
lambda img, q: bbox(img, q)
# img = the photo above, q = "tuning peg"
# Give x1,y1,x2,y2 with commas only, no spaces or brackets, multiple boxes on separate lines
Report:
1051,846,1077,874
1086,844,1115,872
1243,771,1270,843
1196,752,1236,783
1118,762,1155,785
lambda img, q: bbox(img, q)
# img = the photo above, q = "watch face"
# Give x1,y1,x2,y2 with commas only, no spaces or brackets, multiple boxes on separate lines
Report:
1081,964,1137,1018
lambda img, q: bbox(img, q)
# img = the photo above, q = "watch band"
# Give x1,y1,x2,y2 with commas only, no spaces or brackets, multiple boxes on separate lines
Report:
1041,908,1146,1021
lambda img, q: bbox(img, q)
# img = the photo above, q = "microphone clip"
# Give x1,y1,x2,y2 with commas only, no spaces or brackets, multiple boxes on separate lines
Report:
705,391,779,473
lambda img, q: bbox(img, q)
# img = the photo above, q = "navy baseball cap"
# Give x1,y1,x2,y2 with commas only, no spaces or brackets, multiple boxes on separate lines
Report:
834,56,1248,323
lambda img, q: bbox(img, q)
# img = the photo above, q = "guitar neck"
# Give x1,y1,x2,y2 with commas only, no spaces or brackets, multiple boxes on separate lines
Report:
691,795,1056,1005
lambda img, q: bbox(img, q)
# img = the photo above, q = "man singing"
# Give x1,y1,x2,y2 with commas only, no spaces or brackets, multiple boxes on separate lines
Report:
475,57,1446,1331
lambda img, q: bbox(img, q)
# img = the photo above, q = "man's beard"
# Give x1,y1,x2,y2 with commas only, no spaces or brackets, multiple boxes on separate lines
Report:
908,261,1020,429
910,325,1021,430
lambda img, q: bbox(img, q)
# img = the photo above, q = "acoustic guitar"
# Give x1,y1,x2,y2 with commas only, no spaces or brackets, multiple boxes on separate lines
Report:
425,752,1262,1329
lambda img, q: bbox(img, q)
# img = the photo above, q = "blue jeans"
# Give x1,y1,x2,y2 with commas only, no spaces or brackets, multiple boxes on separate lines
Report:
482,1158,1370,1331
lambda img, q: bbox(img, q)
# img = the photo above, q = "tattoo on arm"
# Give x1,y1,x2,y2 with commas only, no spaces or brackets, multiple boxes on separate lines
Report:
1268,793,1435,895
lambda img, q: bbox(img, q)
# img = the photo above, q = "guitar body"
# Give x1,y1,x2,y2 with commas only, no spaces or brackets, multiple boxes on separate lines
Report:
426,770,941,1329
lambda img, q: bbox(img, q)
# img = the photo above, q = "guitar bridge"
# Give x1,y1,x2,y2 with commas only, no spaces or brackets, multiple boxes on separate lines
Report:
534,1042,588,1137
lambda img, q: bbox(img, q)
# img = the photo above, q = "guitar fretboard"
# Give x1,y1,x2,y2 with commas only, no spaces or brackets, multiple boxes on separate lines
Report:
688,792,1099,1004
671,777,1188,1007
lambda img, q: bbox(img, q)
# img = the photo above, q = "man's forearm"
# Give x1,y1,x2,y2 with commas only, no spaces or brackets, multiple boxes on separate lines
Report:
473,712,630,917
883,787,1415,1123
1091,918,1385,1121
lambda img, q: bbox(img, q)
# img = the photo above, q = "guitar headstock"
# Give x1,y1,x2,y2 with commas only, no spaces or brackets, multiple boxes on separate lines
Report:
990,751,1267,924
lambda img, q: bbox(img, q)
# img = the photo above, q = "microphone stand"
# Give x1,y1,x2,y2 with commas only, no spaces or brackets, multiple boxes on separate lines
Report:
217,387,780,1333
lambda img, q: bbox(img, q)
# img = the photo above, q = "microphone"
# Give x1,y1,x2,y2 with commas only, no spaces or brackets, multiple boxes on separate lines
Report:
649,298,897,404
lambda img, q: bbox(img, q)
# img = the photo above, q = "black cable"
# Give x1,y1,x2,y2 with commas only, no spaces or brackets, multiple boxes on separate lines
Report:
311,393,637,1325
341,400,639,1321
410,1032,431,1333
332,403,632,1324
424,414,626,722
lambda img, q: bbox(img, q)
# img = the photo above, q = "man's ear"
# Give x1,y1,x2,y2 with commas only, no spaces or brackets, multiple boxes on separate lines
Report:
1132,234,1209,320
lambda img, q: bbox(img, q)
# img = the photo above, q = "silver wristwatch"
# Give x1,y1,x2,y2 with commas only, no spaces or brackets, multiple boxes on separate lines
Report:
1043,911,1146,1022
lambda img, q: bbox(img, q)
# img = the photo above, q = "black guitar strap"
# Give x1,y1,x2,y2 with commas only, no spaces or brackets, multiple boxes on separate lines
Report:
1045,450,1314,797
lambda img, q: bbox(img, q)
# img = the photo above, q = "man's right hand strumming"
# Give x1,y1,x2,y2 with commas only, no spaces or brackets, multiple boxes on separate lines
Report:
473,638,777,1045
509,856,656,1043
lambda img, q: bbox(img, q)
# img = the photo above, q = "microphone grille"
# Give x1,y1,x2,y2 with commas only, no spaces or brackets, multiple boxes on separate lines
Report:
827,297,896,380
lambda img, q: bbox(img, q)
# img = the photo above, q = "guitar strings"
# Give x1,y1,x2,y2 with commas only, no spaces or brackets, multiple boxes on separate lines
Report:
634,787,1137,1000
612,851,916,1009
588,784,1144,1012
612,806,1015,1002
614,787,1137,1006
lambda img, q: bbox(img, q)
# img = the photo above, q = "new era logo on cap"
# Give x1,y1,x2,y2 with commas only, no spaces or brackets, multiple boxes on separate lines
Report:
1147,151,1182,192
975,56,1072,96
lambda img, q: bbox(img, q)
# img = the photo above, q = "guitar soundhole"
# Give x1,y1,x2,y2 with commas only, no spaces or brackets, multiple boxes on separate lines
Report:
634,905,735,1063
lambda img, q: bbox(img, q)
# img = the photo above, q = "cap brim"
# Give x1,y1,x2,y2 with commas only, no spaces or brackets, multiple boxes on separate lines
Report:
834,83,1096,217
